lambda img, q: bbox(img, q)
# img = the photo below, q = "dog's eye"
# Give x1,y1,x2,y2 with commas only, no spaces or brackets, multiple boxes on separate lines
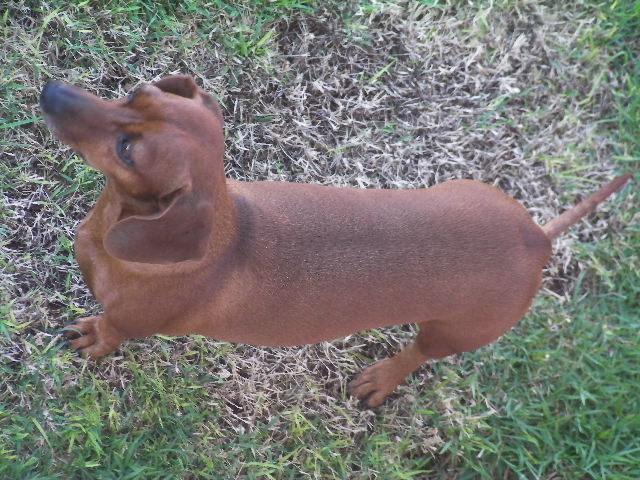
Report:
117,135,134,167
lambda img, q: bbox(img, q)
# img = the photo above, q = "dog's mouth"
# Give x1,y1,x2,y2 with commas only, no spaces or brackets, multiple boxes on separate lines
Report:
41,111,89,159
42,121,87,162
41,112,65,142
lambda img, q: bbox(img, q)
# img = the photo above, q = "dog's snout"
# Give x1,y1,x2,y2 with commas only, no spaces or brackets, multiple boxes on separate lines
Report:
40,81,85,116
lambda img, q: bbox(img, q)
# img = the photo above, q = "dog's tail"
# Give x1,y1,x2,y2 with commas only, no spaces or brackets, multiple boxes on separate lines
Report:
542,173,632,240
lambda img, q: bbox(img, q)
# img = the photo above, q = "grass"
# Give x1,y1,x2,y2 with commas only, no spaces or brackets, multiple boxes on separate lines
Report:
1,0,638,478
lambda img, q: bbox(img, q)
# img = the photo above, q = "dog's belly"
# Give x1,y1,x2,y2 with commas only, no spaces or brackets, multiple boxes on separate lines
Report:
206,254,544,346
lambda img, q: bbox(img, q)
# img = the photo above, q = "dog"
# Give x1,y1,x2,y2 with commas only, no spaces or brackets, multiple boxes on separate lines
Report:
40,75,631,407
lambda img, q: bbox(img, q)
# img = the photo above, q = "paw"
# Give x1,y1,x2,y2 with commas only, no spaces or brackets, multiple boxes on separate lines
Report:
348,358,406,408
62,316,123,359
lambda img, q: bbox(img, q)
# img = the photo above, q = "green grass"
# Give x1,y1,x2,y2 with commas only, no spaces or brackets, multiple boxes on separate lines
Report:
437,295,639,478
1,0,638,478
1,342,435,479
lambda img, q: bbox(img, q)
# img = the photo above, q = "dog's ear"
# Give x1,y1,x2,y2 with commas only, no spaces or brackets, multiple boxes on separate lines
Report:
154,75,223,120
154,75,199,99
104,191,213,264
198,90,223,120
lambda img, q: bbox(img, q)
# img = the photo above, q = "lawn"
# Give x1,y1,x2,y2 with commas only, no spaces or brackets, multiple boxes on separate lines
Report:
1,0,638,478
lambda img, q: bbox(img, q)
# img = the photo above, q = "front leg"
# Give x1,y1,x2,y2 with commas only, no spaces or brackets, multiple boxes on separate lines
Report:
63,315,126,359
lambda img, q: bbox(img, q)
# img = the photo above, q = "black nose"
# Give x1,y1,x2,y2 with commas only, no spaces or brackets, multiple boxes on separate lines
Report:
40,81,84,115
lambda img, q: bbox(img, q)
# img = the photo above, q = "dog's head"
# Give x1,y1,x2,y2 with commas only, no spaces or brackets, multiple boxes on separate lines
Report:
41,75,224,264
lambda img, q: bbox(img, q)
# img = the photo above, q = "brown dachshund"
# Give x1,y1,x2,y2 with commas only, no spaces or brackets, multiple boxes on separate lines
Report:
40,75,631,407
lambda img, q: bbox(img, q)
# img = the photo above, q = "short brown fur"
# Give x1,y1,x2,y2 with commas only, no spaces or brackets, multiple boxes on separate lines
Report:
40,76,631,407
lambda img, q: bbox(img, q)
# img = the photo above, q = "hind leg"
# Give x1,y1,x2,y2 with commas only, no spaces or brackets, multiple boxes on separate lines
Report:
348,335,431,407
349,310,527,407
